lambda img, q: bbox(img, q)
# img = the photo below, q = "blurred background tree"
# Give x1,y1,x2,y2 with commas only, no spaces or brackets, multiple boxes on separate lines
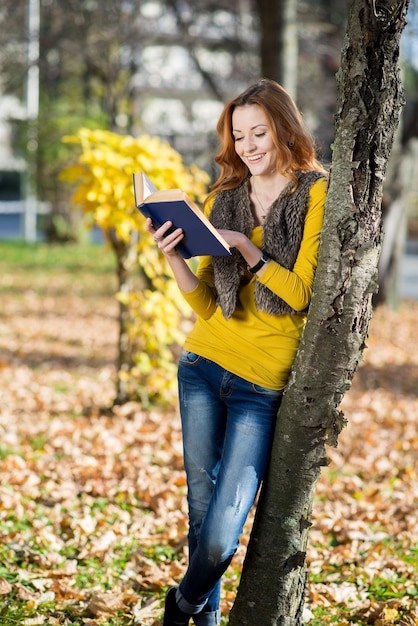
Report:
0,0,344,235
0,0,417,392
60,127,209,406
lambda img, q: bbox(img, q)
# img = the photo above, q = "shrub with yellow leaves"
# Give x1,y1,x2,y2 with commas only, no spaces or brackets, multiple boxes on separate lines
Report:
61,128,210,407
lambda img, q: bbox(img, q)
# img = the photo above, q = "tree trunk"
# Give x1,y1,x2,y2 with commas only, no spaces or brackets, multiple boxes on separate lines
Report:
108,233,135,405
256,0,298,98
107,231,150,406
229,1,409,624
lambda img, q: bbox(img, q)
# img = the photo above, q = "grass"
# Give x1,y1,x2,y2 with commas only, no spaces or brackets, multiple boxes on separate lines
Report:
0,240,417,625
0,239,117,300
0,239,115,272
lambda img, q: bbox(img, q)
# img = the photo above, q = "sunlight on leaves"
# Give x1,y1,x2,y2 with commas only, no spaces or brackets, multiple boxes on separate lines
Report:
0,245,416,625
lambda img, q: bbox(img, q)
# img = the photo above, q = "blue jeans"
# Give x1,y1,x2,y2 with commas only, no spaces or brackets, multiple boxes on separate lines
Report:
176,351,283,626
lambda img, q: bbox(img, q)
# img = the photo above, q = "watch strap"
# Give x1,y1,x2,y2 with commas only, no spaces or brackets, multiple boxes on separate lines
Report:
248,250,270,273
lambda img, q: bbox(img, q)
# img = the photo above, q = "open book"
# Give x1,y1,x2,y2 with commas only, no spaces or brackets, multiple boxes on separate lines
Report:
133,172,231,259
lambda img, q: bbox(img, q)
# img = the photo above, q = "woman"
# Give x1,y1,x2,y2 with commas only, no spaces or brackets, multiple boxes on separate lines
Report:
146,78,328,626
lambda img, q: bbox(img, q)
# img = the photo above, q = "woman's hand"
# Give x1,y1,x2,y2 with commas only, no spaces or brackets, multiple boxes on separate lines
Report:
217,229,270,275
216,229,248,250
145,218,184,257
145,218,199,292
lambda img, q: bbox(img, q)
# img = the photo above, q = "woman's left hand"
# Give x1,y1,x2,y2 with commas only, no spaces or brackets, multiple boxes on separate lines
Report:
217,229,270,275
217,229,248,250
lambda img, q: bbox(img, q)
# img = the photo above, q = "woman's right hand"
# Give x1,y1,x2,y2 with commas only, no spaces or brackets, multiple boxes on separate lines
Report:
145,218,184,257
145,218,199,292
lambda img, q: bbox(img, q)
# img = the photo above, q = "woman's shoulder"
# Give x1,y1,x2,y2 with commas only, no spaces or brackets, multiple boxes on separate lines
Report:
298,169,328,182
305,175,328,218
310,174,328,196
298,170,328,200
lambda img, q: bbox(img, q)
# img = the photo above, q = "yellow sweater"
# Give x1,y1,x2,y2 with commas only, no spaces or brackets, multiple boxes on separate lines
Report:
180,177,327,391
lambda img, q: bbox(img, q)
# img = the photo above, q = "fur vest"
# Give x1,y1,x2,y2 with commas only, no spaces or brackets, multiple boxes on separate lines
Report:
209,170,326,319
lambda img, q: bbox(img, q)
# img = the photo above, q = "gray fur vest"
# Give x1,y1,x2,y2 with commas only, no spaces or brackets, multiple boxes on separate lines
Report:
209,170,326,319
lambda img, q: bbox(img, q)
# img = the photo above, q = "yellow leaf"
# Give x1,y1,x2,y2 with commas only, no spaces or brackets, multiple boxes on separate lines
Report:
61,127,207,405
383,607,400,621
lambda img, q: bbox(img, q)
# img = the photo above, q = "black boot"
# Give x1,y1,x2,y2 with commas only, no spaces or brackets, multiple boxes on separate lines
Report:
163,586,191,626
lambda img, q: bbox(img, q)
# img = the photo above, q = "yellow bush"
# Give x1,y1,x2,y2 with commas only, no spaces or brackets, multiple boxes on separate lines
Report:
61,128,209,407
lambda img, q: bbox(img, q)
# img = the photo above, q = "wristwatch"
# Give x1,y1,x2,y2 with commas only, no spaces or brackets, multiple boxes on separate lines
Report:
248,250,270,274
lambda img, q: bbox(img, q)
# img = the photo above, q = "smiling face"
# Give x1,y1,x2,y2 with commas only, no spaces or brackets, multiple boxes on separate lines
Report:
232,104,278,177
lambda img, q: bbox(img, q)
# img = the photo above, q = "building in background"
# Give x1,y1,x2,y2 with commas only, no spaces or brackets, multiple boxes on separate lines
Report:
0,94,27,239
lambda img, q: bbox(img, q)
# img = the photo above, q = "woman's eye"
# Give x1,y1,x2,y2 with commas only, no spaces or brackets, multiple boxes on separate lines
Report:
234,136,243,142
255,132,266,138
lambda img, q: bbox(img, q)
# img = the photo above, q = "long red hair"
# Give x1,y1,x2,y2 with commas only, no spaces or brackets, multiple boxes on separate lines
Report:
207,78,326,203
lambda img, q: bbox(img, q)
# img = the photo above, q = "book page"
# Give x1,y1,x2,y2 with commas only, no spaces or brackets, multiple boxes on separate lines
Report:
141,172,158,200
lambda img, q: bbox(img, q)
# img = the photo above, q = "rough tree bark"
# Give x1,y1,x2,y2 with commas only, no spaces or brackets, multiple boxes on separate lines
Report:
229,1,409,624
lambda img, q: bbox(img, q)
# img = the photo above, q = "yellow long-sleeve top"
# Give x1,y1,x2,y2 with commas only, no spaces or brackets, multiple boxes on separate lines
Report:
180,177,327,391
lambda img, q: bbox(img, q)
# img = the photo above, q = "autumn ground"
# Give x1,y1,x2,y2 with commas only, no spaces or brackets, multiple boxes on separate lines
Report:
0,241,416,626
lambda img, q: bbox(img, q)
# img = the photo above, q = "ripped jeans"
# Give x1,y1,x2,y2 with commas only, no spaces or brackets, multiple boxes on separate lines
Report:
176,351,283,626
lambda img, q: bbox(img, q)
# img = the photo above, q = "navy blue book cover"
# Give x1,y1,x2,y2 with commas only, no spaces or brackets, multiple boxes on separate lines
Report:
133,173,231,259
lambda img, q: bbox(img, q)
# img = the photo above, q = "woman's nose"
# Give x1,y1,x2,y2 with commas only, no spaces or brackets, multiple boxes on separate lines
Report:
242,137,256,152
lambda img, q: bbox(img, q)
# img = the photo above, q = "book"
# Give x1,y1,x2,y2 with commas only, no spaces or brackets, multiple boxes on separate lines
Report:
133,172,231,259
